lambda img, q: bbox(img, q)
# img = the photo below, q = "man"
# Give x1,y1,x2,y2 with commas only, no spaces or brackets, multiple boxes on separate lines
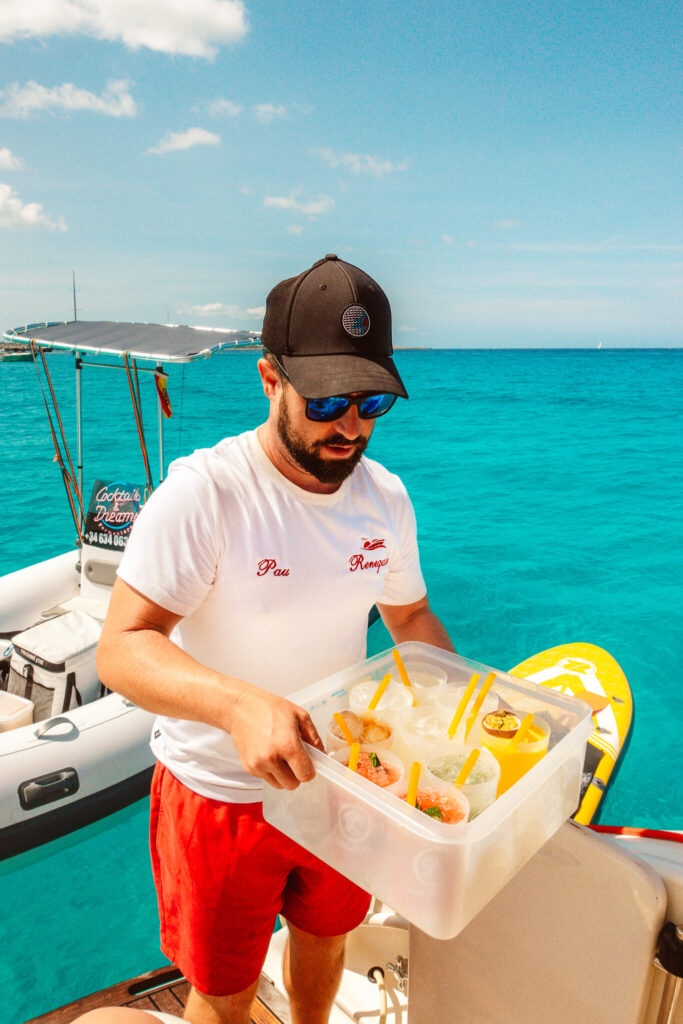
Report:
97,254,454,1024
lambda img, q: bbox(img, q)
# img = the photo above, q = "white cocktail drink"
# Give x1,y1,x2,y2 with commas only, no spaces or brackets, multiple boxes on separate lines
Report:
426,745,500,818
435,683,499,743
393,706,453,766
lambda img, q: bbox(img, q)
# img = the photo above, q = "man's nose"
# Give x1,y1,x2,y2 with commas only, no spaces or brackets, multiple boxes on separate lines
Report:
334,403,361,438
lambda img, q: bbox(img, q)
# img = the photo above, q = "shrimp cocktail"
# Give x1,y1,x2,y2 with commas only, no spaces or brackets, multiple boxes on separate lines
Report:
480,710,550,795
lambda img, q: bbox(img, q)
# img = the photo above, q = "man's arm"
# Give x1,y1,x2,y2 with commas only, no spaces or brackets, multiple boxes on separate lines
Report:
376,594,455,653
97,578,324,791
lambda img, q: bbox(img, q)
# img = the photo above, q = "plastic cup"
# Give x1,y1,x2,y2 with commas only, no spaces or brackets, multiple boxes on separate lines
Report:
400,660,448,706
349,679,414,725
425,745,501,818
435,683,499,743
393,706,453,767
326,709,393,753
393,776,470,825
480,713,550,795
330,747,406,794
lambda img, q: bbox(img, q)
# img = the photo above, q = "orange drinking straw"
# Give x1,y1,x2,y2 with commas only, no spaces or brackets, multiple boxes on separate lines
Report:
367,672,393,711
512,713,535,746
464,672,496,742
392,648,413,690
447,672,480,738
406,761,421,807
333,712,356,746
348,742,360,773
455,748,480,785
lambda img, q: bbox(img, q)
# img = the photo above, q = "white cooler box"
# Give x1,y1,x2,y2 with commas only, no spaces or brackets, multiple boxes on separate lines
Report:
263,642,593,941
8,611,103,722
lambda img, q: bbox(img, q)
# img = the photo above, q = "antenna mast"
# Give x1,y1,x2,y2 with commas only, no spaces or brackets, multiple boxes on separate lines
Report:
72,269,78,321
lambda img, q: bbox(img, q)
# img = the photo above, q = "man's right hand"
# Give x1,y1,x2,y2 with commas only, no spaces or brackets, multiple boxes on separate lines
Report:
226,685,325,790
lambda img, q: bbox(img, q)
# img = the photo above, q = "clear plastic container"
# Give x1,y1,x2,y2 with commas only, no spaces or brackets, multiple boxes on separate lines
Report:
263,642,593,940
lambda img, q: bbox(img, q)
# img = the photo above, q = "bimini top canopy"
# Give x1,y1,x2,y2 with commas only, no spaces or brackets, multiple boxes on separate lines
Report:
3,320,262,363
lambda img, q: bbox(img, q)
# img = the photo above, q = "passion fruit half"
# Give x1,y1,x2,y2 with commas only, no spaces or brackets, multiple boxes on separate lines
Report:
482,709,521,739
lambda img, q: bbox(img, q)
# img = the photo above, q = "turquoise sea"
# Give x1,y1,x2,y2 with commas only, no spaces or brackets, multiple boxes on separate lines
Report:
2,347,682,1022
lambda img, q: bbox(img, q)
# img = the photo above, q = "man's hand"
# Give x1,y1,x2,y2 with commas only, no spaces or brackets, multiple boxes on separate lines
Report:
228,686,325,790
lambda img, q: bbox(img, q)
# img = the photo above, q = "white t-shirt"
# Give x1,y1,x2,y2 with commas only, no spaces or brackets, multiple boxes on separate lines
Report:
118,428,426,802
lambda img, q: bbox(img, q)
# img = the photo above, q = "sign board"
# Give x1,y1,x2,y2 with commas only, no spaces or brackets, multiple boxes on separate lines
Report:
83,479,145,551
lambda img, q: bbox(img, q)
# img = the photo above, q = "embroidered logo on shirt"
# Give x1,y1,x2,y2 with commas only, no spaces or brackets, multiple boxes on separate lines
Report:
257,558,290,577
361,537,386,551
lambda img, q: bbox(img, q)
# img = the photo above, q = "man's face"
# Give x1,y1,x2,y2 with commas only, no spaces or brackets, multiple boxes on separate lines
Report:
276,381,376,486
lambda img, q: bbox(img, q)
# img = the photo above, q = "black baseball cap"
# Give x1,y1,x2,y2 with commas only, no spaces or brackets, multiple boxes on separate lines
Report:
261,254,408,400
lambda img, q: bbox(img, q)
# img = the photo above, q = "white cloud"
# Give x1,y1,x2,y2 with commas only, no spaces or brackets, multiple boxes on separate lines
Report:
313,148,409,176
208,98,242,117
264,193,334,216
441,234,453,244
254,103,286,123
493,218,521,231
239,185,252,194
0,79,136,119
0,0,247,58
398,325,418,332
0,182,65,231
287,224,304,235
0,147,22,169
147,127,220,155
187,302,265,319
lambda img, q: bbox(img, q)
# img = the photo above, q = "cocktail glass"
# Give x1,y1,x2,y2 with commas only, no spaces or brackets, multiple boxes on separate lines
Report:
480,713,550,795
425,745,500,818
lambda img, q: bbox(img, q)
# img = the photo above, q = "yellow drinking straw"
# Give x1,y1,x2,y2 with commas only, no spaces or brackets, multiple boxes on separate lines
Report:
333,712,356,746
464,672,496,743
406,761,421,807
392,648,413,690
455,748,481,786
348,742,360,773
367,671,393,711
512,713,535,746
447,672,480,738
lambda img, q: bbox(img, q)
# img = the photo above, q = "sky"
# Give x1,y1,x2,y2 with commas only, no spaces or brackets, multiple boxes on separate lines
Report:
0,0,680,347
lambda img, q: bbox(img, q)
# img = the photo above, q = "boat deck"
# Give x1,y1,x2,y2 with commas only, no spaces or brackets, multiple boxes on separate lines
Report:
25,966,291,1024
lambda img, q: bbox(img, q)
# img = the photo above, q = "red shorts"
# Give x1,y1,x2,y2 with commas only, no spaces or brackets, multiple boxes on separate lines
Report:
149,762,371,996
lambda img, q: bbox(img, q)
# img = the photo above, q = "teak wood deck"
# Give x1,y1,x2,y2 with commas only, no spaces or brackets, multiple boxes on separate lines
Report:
25,966,291,1024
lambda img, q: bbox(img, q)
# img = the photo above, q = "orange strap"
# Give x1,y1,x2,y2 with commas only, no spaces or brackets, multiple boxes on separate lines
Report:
123,352,154,494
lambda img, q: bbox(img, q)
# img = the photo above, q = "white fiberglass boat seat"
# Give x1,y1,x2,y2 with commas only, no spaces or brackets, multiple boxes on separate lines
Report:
409,820,680,1024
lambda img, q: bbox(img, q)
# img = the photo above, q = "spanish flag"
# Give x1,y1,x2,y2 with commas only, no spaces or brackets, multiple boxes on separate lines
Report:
154,370,172,418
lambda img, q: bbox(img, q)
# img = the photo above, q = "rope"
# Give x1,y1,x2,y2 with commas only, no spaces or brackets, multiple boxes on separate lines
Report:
123,351,154,495
30,342,84,544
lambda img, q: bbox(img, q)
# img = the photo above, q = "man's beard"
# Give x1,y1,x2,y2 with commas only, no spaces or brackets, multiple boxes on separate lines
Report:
276,399,368,485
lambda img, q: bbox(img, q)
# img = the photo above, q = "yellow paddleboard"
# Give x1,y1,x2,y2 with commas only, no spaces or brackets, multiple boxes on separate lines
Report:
508,643,633,825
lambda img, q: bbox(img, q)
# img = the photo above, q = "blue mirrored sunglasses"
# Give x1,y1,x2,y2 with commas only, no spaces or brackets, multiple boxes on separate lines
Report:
304,391,397,422
268,352,398,422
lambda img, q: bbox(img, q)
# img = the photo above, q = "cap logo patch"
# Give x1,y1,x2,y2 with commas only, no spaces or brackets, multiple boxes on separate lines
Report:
342,305,370,337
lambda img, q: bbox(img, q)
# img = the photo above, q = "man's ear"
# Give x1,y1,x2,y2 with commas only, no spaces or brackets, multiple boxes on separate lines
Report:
257,357,281,400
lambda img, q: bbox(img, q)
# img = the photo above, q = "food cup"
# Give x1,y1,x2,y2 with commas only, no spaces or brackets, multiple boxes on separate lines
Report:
393,776,470,825
326,709,393,753
392,706,453,767
396,660,448,705
425,745,500,818
480,711,550,795
349,679,414,725
330,747,406,794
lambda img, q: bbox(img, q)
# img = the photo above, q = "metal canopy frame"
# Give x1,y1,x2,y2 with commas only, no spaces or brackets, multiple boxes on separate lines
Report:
4,319,262,534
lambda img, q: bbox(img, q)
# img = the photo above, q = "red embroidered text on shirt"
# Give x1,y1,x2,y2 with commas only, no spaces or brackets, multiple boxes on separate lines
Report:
257,558,290,577
349,553,389,574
